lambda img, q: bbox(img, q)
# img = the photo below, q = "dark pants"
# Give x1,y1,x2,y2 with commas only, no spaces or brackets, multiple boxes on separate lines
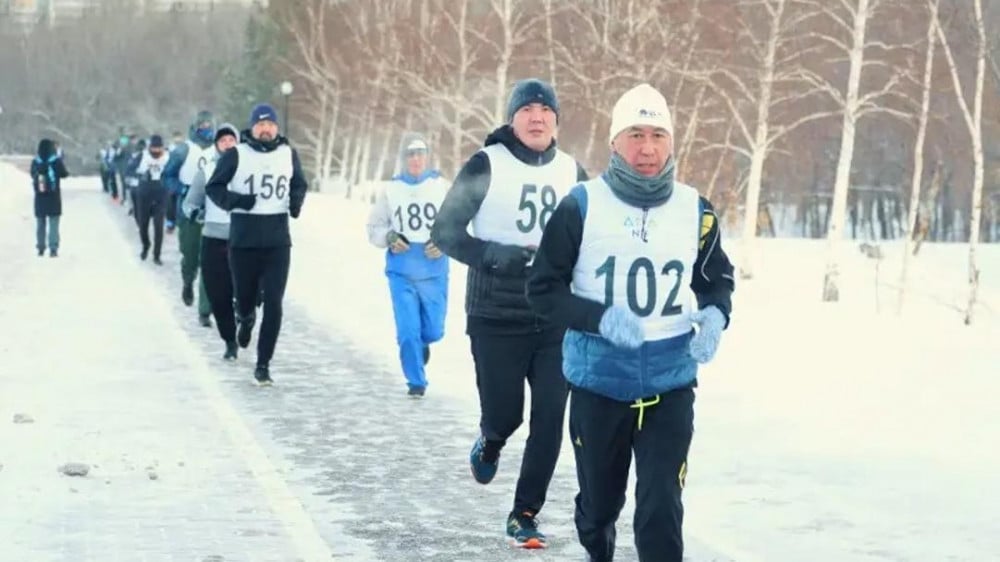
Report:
129,184,140,224
202,237,236,344
166,191,178,226
230,246,290,367
101,169,118,198
570,386,695,562
35,216,60,252
470,329,567,515
178,215,210,316
135,184,166,259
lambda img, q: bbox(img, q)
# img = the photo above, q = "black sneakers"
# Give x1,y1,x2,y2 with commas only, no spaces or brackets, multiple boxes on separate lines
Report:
237,312,255,348
254,364,272,386
223,340,238,361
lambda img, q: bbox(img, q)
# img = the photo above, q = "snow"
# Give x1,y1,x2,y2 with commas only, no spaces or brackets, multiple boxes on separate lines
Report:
291,186,1000,562
2,160,998,561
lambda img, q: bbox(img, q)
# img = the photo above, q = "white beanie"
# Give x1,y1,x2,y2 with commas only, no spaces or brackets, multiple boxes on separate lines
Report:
609,83,673,143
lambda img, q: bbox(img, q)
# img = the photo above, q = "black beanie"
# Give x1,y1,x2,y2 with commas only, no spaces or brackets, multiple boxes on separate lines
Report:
506,78,559,123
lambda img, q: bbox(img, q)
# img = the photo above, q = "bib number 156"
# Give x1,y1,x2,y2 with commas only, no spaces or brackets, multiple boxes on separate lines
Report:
243,173,288,200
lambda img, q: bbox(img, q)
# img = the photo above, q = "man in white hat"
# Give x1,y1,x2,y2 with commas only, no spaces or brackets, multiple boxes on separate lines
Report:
526,83,735,562
365,132,451,397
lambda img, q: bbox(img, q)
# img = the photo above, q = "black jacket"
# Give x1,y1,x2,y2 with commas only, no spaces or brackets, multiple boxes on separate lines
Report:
31,139,70,218
526,187,735,333
204,132,307,249
430,125,589,335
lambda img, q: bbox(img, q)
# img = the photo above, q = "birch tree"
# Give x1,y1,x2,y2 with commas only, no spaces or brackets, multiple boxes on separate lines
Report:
897,0,938,314
800,0,914,302
710,0,840,279
934,0,987,324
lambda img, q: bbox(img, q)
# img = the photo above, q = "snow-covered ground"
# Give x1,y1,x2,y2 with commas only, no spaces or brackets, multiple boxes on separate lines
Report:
2,161,998,561
290,185,1000,562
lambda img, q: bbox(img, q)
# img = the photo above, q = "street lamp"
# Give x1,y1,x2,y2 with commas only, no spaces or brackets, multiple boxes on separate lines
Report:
280,81,294,138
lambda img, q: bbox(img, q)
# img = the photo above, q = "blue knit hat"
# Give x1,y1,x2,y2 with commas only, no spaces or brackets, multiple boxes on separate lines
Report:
506,79,559,123
248,103,279,128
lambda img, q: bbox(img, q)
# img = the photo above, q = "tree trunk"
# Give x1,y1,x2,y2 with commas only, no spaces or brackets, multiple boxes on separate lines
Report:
738,0,784,280
822,0,869,302
897,2,935,312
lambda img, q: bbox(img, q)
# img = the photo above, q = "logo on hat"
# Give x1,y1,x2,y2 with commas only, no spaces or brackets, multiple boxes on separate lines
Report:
639,109,662,118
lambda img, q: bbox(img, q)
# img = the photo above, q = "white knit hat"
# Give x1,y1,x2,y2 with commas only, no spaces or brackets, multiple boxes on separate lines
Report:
609,83,673,143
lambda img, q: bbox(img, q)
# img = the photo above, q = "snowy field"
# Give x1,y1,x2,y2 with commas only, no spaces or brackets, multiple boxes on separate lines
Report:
290,187,1000,562
1,161,998,561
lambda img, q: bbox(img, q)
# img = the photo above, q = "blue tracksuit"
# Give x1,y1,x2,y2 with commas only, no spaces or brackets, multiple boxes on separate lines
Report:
368,170,450,390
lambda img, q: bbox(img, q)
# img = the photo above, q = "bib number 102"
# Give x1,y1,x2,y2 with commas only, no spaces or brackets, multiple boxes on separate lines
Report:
595,256,685,317
243,173,288,200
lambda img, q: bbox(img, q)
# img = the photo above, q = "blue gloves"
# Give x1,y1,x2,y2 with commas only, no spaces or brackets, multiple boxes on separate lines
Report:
599,306,644,349
689,306,726,363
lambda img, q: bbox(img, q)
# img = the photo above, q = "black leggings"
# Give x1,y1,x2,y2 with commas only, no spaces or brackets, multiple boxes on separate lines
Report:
134,184,166,258
229,246,290,366
201,237,236,344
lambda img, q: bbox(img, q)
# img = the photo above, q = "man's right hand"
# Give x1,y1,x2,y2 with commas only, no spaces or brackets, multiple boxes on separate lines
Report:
233,194,256,211
387,231,410,254
482,243,535,275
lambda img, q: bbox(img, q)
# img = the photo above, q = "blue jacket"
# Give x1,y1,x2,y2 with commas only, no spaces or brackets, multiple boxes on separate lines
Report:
562,329,696,402
526,182,736,402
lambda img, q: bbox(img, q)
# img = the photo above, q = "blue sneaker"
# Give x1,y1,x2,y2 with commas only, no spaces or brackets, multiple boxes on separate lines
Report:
506,510,547,549
469,436,500,484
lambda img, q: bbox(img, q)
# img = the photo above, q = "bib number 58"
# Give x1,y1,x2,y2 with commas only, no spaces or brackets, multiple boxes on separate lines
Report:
516,183,558,233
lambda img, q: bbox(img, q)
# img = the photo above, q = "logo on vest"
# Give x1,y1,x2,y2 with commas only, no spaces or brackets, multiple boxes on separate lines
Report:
623,214,657,243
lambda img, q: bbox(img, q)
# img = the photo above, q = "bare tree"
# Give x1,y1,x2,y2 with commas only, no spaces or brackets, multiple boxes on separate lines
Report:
898,0,939,314
803,0,915,302
709,0,841,279
934,0,988,324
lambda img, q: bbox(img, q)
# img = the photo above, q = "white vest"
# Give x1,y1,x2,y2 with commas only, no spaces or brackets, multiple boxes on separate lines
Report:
384,175,450,243
228,144,294,216
179,140,213,186
471,144,578,246
572,178,701,341
202,160,230,225
138,151,170,182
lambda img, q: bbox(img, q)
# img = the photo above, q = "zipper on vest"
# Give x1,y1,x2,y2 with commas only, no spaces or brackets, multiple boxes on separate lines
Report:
640,208,650,243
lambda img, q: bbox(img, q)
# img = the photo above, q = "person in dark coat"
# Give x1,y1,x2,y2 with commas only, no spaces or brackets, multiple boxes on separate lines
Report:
130,134,170,264
31,138,70,257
